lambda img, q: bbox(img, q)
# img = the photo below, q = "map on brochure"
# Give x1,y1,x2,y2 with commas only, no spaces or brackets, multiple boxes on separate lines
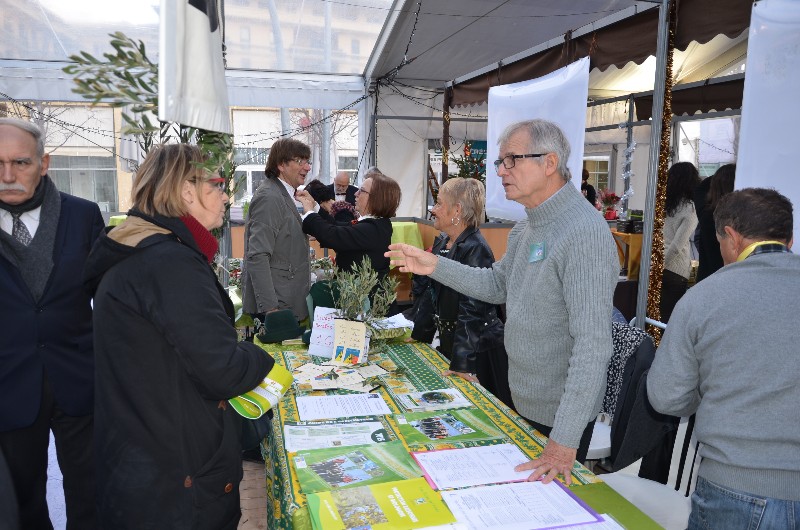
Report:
394,408,506,446
283,419,392,453
307,477,456,530
397,388,472,412
293,440,422,493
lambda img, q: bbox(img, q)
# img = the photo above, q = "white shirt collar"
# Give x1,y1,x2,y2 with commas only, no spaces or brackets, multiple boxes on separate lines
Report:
0,206,41,237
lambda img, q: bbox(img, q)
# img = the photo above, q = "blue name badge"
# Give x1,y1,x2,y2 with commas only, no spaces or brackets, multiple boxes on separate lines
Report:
529,242,546,263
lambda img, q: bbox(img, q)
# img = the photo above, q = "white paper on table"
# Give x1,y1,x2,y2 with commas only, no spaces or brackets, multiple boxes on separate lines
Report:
295,393,392,421
283,420,389,452
355,364,389,378
374,312,415,330
412,443,530,490
307,307,338,358
440,481,602,530
292,363,331,383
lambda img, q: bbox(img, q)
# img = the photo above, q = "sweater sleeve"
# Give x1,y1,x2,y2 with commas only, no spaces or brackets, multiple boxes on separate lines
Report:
428,222,525,305
647,296,702,417
549,222,619,447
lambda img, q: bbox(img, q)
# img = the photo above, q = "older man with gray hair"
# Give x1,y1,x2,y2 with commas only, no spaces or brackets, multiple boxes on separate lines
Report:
387,119,618,483
0,117,104,528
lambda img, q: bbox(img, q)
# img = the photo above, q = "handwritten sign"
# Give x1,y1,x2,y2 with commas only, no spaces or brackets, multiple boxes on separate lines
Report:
308,307,338,358
332,319,369,365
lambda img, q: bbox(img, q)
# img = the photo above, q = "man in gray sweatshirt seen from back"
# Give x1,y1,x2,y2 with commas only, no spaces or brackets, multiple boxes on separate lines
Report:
387,119,619,484
648,188,800,530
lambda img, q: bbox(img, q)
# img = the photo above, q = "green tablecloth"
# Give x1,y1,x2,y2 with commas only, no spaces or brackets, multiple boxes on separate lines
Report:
255,341,660,529
390,221,424,249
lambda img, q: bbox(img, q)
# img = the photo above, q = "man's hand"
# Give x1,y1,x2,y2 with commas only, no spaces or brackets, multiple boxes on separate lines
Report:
295,189,316,213
385,243,438,275
514,439,577,485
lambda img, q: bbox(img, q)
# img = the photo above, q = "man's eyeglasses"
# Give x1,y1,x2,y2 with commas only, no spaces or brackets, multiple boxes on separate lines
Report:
357,187,370,194
293,158,312,166
493,153,547,171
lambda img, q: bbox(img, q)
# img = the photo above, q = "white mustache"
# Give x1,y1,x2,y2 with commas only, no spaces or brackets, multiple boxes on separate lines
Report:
0,183,27,192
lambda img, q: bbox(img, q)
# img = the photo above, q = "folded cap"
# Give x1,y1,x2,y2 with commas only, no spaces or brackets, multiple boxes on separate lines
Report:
256,309,302,343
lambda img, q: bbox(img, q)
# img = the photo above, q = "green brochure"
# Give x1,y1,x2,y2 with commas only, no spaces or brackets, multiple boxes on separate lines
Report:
293,440,422,494
395,408,506,446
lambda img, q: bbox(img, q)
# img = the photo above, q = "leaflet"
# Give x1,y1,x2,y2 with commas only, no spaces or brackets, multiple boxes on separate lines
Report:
293,441,422,494
440,481,602,530
306,477,456,530
394,409,505,447
283,419,391,453
296,393,392,421
397,388,472,412
411,444,530,490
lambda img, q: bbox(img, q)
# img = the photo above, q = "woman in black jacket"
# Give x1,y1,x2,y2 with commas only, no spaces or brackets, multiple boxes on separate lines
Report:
84,144,275,530
696,164,736,282
410,178,512,409
296,172,401,278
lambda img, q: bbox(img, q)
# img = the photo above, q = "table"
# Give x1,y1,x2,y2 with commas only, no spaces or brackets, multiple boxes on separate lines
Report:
257,340,660,529
610,230,643,280
390,221,424,249
108,214,127,227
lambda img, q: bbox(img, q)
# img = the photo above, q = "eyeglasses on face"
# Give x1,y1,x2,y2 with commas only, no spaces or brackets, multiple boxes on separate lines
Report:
493,153,547,171
293,157,312,166
357,187,370,194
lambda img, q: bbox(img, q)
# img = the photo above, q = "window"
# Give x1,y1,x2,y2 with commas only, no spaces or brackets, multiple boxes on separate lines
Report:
699,163,722,178
234,147,269,166
49,155,118,211
338,156,358,182
351,39,360,56
583,158,610,192
240,27,250,44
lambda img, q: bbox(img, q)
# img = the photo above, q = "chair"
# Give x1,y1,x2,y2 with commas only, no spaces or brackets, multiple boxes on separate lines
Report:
601,415,699,530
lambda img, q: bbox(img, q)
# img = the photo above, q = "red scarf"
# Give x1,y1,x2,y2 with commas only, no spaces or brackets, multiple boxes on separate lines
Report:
179,215,219,264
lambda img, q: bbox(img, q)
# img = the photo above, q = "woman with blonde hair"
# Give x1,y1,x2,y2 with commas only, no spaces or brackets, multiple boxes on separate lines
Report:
410,178,512,409
84,144,275,529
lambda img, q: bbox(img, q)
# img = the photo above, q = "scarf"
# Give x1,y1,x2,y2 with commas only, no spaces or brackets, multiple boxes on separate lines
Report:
179,215,219,264
0,175,61,302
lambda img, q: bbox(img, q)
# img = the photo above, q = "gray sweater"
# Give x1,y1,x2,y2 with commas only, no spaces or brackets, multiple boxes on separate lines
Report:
648,250,800,501
431,183,619,447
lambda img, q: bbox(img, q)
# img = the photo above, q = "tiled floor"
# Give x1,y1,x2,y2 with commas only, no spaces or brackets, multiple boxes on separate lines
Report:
45,435,269,530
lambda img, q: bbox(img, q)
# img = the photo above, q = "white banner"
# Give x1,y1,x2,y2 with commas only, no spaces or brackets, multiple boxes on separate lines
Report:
736,0,800,238
486,57,590,221
159,0,232,134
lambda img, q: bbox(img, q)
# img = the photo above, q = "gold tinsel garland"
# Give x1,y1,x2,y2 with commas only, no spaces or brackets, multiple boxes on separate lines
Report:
646,0,677,344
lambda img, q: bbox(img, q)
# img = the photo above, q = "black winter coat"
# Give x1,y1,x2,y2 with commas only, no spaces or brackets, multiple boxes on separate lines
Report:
302,214,392,276
84,211,273,530
411,227,504,373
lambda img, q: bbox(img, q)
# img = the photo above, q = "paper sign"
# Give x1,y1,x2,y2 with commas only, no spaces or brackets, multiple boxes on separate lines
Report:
308,306,338,358
332,319,369,365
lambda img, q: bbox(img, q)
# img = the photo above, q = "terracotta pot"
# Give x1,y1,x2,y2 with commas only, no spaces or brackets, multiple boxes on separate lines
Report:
604,208,618,220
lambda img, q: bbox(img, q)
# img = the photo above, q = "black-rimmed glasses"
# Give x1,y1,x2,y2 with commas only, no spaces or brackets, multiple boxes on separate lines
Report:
493,153,547,171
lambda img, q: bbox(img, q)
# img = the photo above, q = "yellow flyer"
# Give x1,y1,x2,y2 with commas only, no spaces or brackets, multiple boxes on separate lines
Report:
332,319,369,365
307,477,456,530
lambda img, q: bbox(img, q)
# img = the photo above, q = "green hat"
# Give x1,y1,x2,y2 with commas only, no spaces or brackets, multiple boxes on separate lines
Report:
256,309,302,343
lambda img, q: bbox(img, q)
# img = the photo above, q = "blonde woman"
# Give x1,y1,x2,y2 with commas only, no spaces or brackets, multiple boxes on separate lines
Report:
411,178,512,409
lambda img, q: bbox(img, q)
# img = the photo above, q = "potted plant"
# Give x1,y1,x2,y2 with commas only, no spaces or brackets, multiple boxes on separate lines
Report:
599,189,621,220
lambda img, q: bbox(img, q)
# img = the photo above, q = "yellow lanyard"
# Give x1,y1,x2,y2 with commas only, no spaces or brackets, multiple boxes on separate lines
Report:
736,240,787,262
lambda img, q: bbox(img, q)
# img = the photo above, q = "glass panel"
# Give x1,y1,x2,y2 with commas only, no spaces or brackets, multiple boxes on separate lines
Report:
233,171,248,205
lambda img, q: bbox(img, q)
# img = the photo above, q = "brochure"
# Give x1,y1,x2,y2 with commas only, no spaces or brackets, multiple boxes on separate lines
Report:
296,393,392,421
283,419,392,453
395,409,505,446
440,481,602,530
397,388,472,412
307,477,456,530
293,440,422,493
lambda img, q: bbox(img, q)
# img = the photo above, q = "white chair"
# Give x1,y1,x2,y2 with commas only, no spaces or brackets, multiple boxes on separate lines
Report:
585,415,611,462
602,416,700,530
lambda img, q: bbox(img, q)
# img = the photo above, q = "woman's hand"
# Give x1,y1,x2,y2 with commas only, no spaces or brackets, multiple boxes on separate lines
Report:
385,243,438,275
442,370,478,383
295,190,317,213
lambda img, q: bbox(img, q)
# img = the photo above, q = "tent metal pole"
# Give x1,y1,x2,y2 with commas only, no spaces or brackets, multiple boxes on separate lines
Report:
634,0,671,329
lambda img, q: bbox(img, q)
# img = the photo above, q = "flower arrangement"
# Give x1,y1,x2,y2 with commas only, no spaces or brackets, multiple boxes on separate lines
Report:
599,189,621,208
228,258,243,288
